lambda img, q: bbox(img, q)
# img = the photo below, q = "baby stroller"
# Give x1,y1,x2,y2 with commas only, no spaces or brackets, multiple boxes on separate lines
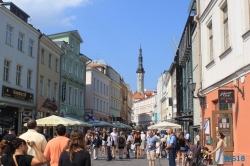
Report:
184,144,201,166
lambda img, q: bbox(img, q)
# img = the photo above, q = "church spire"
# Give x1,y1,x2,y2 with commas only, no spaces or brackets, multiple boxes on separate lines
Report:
136,45,145,73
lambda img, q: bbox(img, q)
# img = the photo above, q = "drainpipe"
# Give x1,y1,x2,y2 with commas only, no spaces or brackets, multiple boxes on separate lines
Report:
35,32,42,119
193,0,203,146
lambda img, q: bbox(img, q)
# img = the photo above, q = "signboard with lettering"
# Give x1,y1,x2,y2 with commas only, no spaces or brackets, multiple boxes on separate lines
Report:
218,90,235,103
2,86,34,103
62,82,66,101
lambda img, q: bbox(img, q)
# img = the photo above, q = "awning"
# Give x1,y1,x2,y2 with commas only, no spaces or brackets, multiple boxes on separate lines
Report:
174,115,193,121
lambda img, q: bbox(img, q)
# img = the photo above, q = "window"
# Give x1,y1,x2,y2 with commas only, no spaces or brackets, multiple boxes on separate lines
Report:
75,64,78,76
47,79,51,98
62,57,66,71
69,60,72,74
223,5,230,50
49,54,52,68
54,83,57,101
79,91,83,107
80,66,83,79
39,76,44,96
6,25,12,45
103,101,105,112
97,98,99,110
100,100,102,111
3,60,10,82
106,85,108,96
93,97,95,109
18,32,24,51
104,84,105,94
41,49,45,64
55,59,58,72
97,80,99,92
70,39,74,52
16,65,22,85
81,67,84,79
208,23,213,61
74,89,78,106
27,69,32,88
94,78,96,90
69,86,72,104
28,39,33,57
106,102,108,112
100,82,102,94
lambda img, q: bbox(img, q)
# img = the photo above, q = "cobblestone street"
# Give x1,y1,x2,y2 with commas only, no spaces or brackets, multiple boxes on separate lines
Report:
91,152,170,166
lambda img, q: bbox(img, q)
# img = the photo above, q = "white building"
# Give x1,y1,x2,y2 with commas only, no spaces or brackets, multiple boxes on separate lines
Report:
0,2,40,133
133,94,156,128
85,65,111,122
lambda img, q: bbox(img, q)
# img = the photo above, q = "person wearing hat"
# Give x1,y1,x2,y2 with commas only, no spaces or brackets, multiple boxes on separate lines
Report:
2,127,17,155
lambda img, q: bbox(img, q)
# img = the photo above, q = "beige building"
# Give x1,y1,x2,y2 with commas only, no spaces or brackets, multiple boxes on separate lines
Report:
36,35,63,118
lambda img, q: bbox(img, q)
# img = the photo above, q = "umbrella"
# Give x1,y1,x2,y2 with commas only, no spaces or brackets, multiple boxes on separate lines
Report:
148,121,181,130
64,116,92,127
23,115,90,127
87,120,115,127
113,122,132,129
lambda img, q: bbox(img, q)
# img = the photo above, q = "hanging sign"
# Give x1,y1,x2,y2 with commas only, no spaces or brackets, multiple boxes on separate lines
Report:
218,90,235,103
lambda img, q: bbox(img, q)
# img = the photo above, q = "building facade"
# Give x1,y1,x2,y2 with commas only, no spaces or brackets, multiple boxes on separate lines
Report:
197,0,250,165
48,30,90,120
0,2,40,134
120,79,128,124
85,64,110,122
36,35,63,119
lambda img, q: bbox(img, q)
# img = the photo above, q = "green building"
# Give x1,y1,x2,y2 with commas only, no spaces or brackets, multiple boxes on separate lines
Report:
48,30,90,120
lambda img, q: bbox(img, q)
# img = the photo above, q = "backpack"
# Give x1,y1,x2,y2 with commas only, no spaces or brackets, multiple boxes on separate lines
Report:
119,136,125,146
175,137,180,150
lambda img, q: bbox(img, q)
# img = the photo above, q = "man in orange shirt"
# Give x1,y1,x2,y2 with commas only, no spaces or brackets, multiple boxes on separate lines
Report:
44,124,69,166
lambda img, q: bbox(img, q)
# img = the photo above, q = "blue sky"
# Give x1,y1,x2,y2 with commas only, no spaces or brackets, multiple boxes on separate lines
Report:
12,0,191,92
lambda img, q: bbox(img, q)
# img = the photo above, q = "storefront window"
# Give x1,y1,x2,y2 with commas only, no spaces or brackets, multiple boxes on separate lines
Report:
219,103,232,110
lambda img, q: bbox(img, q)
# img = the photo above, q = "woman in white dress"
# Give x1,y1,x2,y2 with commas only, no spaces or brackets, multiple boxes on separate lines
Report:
208,132,225,166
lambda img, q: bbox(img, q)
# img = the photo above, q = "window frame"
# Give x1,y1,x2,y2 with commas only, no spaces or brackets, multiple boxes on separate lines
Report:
18,32,24,51
3,60,11,82
28,39,34,57
74,88,78,106
55,59,58,72
47,79,51,99
48,54,52,68
41,49,45,64
27,69,32,88
6,24,13,45
208,23,213,61
16,64,22,85
68,86,72,104
39,76,44,96
62,57,66,71
223,4,230,50
54,82,57,101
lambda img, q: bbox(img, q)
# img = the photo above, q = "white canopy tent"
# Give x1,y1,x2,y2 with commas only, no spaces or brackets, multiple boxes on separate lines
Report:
23,115,92,127
87,120,115,128
112,122,132,129
64,116,92,127
148,121,181,130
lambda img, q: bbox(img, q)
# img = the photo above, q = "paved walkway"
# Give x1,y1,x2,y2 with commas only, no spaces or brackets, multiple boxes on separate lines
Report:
91,153,170,166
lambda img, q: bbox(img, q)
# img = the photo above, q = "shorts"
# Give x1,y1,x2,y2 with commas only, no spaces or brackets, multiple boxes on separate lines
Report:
155,147,160,153
102,140,106,146
147,150,156,161
140,140,146,149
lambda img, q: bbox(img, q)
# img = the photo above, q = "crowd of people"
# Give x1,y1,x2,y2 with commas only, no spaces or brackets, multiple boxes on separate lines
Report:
0,120,225,166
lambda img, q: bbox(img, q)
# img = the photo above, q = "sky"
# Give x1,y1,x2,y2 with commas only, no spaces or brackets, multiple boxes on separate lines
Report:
11,0,191,92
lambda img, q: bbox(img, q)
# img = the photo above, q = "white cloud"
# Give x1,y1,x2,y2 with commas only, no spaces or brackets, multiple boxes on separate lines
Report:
10,0,91,28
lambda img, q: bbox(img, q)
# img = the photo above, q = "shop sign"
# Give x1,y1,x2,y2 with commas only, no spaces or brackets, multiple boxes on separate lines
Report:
62,82,66,101
2,86,33,103
218,90,235,103
218,117,230,136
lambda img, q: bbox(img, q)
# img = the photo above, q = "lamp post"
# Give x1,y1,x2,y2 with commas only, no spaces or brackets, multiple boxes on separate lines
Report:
187,77,206,147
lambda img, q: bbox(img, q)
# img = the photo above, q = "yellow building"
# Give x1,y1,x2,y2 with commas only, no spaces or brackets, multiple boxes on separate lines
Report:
36,35,63,118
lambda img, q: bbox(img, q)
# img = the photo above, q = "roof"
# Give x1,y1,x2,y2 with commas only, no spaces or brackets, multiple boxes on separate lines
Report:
48,30,83,43
132,90,157,101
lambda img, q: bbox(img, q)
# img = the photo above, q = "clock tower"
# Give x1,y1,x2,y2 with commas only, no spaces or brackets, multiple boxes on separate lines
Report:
136,45,145,93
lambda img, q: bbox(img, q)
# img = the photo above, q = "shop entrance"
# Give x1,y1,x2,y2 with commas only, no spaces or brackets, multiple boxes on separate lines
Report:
0,106,18,140
212,110,234,165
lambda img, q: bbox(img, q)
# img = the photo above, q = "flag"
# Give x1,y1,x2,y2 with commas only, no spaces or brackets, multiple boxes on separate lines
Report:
41,99,58,112
86,113,95,121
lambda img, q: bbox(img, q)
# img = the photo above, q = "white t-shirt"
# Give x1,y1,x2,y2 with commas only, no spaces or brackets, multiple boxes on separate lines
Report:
111,132,118,145
141,133,146,141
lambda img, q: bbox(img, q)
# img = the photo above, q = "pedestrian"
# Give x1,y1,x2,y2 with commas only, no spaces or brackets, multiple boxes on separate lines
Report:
176,132,186,166
106,131,113,161
58,130,91,166
85,130,93,154
2,127,16,155
134,131,141,159
165,128,177,166
147,130,161,166
155,133,161,158
92,133,101,160
19,119,47,158
43,124,69,166
110,128,118,159
117,131,126,159
101,128,107,155
0,138,47,166
208,132,225,166
184,130,190,143
140,131,146,158
126,132,133,158
42,129,49,141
